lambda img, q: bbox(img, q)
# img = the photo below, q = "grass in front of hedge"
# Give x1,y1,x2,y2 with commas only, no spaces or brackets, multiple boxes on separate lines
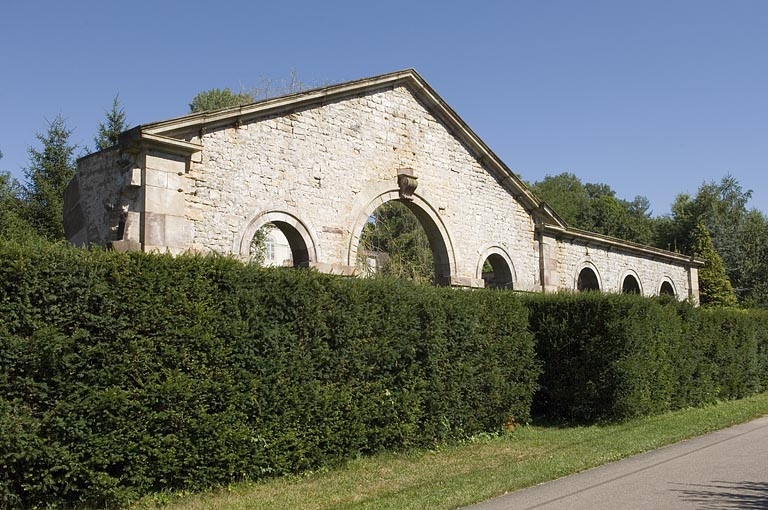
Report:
133,392,768,510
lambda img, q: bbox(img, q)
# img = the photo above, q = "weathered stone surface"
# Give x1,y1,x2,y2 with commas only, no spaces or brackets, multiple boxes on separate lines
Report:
65,69,701,301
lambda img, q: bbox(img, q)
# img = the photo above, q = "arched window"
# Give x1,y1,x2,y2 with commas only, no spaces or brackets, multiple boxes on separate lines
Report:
244,215,314,268
659,281,676,297
480,253,514,290
621,274,641,294
577,267,600,292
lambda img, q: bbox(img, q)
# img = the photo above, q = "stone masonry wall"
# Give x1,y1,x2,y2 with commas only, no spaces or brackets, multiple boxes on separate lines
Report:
68,76,698,298
65,148,130,247
185,85,542,290
557,237,694,298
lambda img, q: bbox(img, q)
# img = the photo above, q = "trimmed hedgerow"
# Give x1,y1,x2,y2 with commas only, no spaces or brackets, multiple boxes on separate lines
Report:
524,293,768,424
0,240,538,509
696,308,768,400
524,292,682,422
3,238,768,507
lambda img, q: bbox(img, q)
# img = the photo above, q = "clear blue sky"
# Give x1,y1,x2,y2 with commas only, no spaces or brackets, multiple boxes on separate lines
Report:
2,0,766,216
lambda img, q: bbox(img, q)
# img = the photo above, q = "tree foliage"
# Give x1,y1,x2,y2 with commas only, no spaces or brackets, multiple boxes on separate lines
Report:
657,175,768,306
733,209,768,307
692,221,737,307
0,149,38,242
22,115,77,240
94,94,128,150
530,172,656,244
190,70,312,113
189,88,255,113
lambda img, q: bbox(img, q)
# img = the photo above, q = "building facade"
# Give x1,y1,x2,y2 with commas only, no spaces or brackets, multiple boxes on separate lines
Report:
64,69,700,299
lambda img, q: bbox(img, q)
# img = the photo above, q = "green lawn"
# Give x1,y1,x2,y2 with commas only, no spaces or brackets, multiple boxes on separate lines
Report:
134,393,768,510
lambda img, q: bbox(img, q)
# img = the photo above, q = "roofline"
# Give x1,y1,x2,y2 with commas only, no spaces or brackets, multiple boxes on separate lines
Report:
129,68,560,225
538,223,705,266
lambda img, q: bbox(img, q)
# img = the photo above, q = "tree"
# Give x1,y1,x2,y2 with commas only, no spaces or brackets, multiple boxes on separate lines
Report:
359,201,434,283
530,172,656,244
656,175,762,305
189,88,255,113
729,209,768,307
529,172,589,226
656,175,751,256
190,70,312,113
23,115,77,240
94,94,128,150
692,221,737,307
0,149,38,242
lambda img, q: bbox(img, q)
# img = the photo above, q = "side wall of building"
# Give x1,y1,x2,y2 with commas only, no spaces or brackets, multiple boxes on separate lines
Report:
64,148,129,247
538,231,696,299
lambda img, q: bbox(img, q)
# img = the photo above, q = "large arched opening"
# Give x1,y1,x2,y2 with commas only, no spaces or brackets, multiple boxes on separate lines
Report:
349,191,455,285
358,200,434,283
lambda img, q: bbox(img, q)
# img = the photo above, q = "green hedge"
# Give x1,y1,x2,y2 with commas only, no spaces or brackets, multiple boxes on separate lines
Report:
0,241,538,509
3,239,768,508
525,293,680,422
524,293,768,423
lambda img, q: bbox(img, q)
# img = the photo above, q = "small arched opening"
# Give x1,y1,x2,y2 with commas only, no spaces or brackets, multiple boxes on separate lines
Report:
250,221,308,267
621,274,641,294
478,249,515,290
577,267,600,292
238,210,318,267
659,280,676,297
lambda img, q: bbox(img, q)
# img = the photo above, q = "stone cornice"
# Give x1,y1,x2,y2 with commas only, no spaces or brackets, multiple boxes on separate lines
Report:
118,128,203,155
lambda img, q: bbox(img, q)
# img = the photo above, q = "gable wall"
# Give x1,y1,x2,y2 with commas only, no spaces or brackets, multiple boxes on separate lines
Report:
186,85,542,289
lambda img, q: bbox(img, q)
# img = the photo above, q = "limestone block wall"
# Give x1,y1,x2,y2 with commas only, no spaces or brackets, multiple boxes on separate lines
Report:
186,85,541,290
142,151,194,254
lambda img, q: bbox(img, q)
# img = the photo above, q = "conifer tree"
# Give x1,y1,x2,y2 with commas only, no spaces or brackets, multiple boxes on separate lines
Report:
94,94,128,150
1,149,37,241
693,221,737,307
23,115,77,240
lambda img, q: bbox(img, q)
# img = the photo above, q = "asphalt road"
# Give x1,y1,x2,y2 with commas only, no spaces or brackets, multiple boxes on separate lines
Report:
463,415,768,510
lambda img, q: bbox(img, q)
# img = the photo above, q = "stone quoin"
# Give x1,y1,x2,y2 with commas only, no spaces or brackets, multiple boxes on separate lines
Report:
64,69,701,300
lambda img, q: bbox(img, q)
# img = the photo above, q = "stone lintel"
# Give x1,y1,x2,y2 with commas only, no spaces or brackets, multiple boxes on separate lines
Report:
110,239,142,252
309,262,358,276
436,276,485,288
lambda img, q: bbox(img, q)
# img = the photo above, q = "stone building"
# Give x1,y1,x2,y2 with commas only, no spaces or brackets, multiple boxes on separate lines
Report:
64,69,700,300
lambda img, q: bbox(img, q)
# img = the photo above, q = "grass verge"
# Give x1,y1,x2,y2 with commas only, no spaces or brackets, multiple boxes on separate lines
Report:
133,393,768,510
